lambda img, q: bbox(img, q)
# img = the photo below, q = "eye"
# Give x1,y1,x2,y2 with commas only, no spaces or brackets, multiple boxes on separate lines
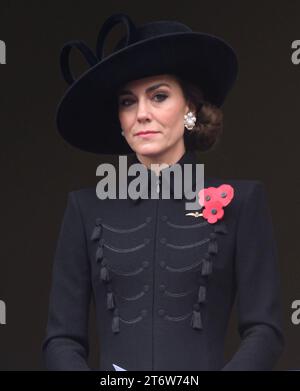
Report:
153,93,168,102
118,93,168,107
118,98,134,107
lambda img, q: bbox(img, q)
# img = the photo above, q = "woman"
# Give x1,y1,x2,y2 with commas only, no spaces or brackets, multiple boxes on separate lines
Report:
42,12,284,371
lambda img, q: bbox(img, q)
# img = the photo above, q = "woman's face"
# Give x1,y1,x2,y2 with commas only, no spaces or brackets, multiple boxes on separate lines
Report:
117,74,191,162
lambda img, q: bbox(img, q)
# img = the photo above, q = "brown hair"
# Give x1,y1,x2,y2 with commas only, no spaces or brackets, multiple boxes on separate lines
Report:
174,75,224,152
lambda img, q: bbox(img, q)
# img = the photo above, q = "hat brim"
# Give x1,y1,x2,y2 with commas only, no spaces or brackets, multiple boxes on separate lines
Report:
56,32,238,155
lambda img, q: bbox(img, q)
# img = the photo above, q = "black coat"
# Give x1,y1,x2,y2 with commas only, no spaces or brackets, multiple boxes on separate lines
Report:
42,151,284,371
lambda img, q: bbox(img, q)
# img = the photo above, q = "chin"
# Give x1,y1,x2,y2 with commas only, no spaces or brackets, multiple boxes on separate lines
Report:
133,143,165,157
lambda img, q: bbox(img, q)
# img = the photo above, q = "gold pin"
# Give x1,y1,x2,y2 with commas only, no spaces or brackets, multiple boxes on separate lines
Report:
185,211,203,218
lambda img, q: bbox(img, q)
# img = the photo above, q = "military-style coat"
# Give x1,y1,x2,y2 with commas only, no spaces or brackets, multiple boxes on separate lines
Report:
42,151,284,371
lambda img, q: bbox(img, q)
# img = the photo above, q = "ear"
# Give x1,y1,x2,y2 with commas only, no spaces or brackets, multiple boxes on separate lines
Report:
185,100,196,115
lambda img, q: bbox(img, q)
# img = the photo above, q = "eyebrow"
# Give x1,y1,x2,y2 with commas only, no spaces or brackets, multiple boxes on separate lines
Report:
118,82,171,96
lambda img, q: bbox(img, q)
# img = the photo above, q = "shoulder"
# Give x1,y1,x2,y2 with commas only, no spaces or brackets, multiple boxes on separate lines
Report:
68,186,97,202
204,177,269,217
65,187,101,213
206,177,266,198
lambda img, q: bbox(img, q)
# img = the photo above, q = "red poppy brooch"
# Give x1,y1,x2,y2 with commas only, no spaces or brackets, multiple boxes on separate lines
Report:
186,184,234,224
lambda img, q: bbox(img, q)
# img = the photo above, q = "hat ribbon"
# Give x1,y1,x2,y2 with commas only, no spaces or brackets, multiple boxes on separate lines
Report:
60,39,98,85
96,12,137,60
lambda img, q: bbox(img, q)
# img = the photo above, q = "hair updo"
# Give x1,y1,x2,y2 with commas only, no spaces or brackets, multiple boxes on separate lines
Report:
174,75,224,152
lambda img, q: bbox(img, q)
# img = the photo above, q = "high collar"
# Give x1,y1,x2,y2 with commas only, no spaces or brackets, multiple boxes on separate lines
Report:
127,150,200,204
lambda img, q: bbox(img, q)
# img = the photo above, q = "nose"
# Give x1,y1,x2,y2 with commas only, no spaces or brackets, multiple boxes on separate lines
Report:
136,98,152,123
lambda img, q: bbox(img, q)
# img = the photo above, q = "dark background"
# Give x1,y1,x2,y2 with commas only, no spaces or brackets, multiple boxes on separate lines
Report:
0,0,299,370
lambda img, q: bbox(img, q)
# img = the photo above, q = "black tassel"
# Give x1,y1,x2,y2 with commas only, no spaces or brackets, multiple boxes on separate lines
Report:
96,245,104,262
198,285,206,303
107,291,115,310
90,224,102,241
112,309,120,333
191,304,202,330
208,238,218,255
100,260,110,282
214,222,228,235
201,259,212,276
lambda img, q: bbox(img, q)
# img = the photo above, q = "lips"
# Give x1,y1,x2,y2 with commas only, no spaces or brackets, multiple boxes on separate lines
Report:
135,130,159,136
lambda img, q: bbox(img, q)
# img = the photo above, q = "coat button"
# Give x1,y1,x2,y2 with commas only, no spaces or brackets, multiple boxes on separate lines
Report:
141,309,147,317
158,309,165,316
160,237,166,244
161,215,168,221
144,238,150,244
209,232,217,239
146,217,152,223
99,238,105,245
144,284,149,292
159,284,166,292
143,261,149,268
160,260,166,268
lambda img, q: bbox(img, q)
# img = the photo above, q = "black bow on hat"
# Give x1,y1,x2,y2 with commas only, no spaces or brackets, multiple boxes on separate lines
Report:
56,12,239,155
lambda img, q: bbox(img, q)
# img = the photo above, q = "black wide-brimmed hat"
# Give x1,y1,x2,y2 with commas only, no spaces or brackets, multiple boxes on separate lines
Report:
56,12,239,155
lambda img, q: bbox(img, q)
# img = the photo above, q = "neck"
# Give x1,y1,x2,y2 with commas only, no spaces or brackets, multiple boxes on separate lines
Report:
135,144,186,175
